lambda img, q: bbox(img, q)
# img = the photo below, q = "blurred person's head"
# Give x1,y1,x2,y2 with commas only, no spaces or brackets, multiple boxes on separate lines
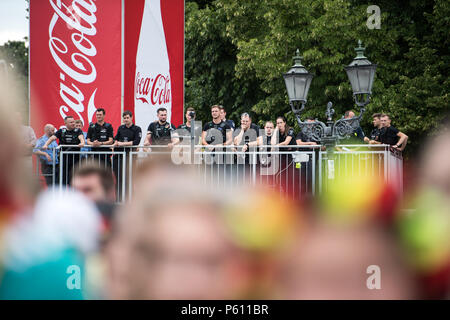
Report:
64,116,76,130
0,189,102,299
74,120,83,130
372,113,381,128
43,124,55,137
122,111,133,127
264,121,274,136
419,129,450,197
403,125,450,298
211,105,221,121
344,110,355,119
157,107,167,123
276,220,418,299
71,162,115,203
0,73,32,211
106,158,250,299
380,114,391,127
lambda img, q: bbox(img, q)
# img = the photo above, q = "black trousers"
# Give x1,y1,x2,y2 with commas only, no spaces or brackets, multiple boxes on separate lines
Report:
60,153,80,186
40,162,59,187
112,153,127,202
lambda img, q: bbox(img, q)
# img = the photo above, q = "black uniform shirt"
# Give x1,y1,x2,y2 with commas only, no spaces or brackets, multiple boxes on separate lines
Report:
176,123,202,144
114,124,142,152
379,126,400,146
296,131,320,144
202,121,232,144
369,127,382,141
225,119,236,130
87,122,114,151
278,128,297,145
147,121,176,145
54,128,83,151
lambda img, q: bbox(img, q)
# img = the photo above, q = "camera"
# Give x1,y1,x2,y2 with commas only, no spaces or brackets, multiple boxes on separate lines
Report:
189,111,195,119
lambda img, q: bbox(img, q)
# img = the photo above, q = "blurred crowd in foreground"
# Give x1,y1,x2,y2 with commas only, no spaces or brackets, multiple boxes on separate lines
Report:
0,77,449,300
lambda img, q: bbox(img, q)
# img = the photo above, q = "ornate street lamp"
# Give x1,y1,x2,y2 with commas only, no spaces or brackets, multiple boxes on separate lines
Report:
283,40,377,151
344,40,377,108
283,49,314,115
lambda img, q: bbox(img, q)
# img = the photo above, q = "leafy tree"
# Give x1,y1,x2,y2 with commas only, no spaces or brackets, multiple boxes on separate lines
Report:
185,0,449,157
0,39,29,119
184,2,265,123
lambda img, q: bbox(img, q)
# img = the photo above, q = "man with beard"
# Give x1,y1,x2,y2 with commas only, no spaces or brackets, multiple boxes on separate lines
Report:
144,107,176,149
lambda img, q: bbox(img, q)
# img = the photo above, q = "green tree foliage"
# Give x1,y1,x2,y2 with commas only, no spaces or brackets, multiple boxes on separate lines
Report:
0,40,28,77
185,0,450,156
184,2,265,123
0,39,29,117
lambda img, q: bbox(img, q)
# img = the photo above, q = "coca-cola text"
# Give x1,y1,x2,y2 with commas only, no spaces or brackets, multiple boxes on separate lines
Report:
135,72,171,105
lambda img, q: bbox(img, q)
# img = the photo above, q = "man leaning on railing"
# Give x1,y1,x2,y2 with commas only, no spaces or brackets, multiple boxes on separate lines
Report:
33,124,59,186
42,116,85,185
86,108,114,167
379,114,408,151
364,113,408,151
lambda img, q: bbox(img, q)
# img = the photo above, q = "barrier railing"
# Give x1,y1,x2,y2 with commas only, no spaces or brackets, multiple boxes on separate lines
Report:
318,145,403,196
58,148,127,202
49,144,402,202
127,145,318,201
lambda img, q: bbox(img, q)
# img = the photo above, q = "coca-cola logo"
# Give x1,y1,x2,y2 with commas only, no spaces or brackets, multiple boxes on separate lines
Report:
48,0,98,127
135,72,171,105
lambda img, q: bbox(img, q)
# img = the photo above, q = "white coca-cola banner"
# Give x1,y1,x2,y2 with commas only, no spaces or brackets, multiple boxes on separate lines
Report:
125,0,184,143
30,0,184,139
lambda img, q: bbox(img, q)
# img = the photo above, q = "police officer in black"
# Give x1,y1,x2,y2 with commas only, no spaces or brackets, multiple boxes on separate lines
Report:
42,116,85,185
379,114,408,151
144,107,176,149
364,113,383,144
113,110,142,201
295,118,321,149
202,105,232,163
173,107,202,145
218,105,236,130
86,108,114,167
272,116,297,150
202,105,232,145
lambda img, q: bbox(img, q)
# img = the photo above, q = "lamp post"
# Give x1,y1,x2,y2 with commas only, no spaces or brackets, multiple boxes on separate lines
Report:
283,40,377,155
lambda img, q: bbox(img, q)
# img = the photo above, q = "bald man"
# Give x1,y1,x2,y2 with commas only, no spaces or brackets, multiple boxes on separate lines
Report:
34,124,59,186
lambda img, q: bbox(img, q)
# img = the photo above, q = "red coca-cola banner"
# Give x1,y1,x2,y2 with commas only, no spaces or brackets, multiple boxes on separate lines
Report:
30,0,184,139
30,0,122,134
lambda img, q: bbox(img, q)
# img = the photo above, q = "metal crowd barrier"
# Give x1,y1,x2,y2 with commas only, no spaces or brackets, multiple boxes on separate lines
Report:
39,144,402,203
318,144,403,196
127,145,318,201
57,147,127,203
